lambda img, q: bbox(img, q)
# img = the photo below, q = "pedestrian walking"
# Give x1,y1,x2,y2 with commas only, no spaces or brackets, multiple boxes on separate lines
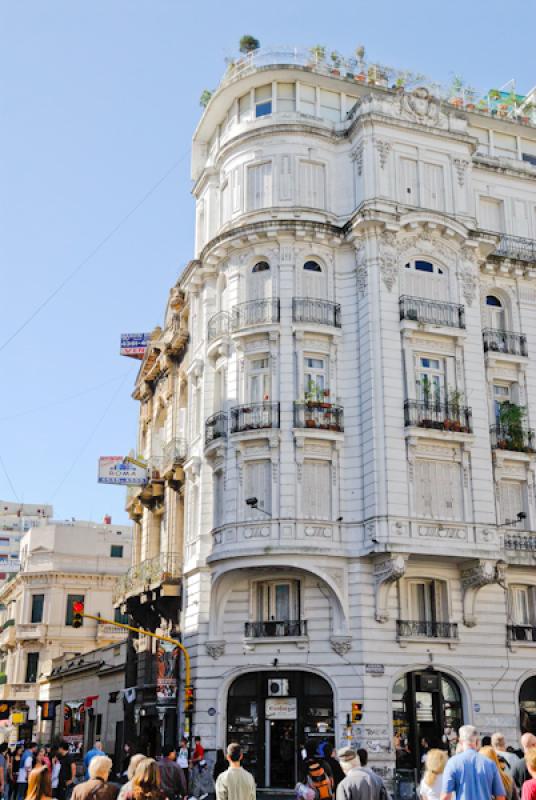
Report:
190,761,214,800
321,745,345,792
513,736,536,790
71,756,118,800
191,741,204,770
26,766,53,800
56,742,76,800
419,749,447,800
300,741,333,798
17,744,38,800
479,747,518,800
11,748,23,800
441,724,505,800
492,734,520,775
521,748,536,800
157,747,186,800
129,758,163,800
84,744,104,781
215,744,255,800
212,753,227,785
176,742,189,794
117,756,145,800
335,747,389,800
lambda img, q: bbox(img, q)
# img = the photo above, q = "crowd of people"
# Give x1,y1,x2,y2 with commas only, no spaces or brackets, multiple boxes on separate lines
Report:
1,727,536,800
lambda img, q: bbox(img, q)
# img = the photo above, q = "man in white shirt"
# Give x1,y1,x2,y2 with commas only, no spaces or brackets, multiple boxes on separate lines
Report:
215,744,255,800
17,743,37,800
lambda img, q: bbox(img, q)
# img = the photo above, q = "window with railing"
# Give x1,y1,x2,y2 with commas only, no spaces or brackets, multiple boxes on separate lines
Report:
508,586,536,642
483,329,528,357
205,411,227,446
207,311,230,342
245,580,306,638
231,298,280,329
493,234,536,263
398,580,457,639
230,402,280,433
404,400,472,433
293,297,341,327
399,296,465,328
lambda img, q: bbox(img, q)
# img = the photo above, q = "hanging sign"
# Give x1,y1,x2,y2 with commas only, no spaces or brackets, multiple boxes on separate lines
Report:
120,333,150,360
97,457,148,486
265,697,297,720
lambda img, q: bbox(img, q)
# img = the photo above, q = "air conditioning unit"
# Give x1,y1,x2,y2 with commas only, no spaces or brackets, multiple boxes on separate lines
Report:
268,678,289,697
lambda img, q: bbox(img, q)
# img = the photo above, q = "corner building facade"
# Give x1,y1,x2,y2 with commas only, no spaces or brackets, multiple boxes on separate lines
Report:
124,51,536,787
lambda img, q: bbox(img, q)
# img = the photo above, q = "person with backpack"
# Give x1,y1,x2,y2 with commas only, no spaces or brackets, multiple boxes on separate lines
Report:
336,748,390,800
301,742,334,800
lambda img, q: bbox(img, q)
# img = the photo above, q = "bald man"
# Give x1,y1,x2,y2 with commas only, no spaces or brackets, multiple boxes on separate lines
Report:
512,733,536,789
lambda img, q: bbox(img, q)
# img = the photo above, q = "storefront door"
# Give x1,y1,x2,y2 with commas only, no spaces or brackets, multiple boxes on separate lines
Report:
227,671,334,788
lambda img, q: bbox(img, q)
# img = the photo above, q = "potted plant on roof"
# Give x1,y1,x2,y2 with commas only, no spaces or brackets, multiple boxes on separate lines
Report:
199,89,213,108
309,45,326,66
355,45,366,81
330,51,342,76
239,35,260,55
449,75,465,108
465,86,477,111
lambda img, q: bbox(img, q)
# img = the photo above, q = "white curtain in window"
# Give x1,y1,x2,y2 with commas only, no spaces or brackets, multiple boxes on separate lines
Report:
511,587,530,625
303,460,331,519
415,460,462,520
500,481,525,527
247,162,272,210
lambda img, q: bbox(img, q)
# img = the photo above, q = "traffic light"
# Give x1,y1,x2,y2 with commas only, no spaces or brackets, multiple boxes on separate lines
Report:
72,600,84,628
351,702,363,723
184,685,195,713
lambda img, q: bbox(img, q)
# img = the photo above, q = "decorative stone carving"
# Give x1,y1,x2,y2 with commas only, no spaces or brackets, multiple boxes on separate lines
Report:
205,640,226,660
351,143,364,176
460,248,479,306
330,636,352,656
453,158,469,187
375,140,392,169
461,559,507,627
398,87,444,127
379,231,398,291
373,553,408,622
355,246,367,296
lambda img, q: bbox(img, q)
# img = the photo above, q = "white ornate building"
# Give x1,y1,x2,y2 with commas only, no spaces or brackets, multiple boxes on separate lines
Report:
121,48,536,788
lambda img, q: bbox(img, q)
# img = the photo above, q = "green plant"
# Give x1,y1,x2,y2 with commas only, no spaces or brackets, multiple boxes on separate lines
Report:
310,45,326,63
499,402,527,450
0,673,6,685
448,388,465,416
199,89,213,108
239,35,260,54
330,51,342,69
305,379,322,403
355,45,366,66
450,74,465,96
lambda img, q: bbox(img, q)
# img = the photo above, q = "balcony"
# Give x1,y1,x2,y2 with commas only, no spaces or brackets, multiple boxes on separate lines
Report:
207,311,230,342
113,551,182,605
404,400,472,433
244,620,308,638
483,329,528,357
507,624,536,643
205,411,227,446
493,234,536,264
0,683,37,701
504,532,536,552
490,424,535,453
293,297,341,328
294,402,344,432
0,620,15,649
231,298,280,331
96,624,127,642
399,296,465,329
230,402,280,433
162,438,187,479
396,620,458,640
16,624,47,642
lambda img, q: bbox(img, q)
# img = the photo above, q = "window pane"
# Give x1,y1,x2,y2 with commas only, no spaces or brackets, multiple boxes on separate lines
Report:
255,85,271,102
255,101,272,118
25,652,39,683
110,545,123,558
31,594,44,624
275,585,290,620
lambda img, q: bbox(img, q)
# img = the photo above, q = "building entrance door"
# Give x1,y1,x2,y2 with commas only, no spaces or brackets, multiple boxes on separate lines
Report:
265,719,296,787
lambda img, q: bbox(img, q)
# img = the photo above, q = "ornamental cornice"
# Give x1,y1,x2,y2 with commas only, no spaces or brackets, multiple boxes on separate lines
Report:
373,553,408,623
461,559,507,627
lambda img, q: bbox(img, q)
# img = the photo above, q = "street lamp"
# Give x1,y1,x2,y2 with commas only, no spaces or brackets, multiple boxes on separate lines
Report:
497,511,526,528
245,497,272,517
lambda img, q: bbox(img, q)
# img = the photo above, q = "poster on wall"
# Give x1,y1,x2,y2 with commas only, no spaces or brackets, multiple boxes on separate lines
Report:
156,642,179,702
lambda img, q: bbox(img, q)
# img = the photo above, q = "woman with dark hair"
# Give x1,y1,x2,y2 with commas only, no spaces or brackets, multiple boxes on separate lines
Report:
26,766,53,800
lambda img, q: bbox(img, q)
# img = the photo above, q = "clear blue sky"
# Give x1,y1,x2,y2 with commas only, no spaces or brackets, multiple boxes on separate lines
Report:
1,0,535,524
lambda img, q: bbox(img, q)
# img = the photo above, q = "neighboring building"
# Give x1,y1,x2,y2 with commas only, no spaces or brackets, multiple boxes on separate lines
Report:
118,46,536,789
0,520,131,742
0,501,52,581
38,642,127,759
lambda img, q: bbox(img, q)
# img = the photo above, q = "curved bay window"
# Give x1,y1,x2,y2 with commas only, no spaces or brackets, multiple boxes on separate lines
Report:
227,671,334,788
520,676,536,735
393,670,463,772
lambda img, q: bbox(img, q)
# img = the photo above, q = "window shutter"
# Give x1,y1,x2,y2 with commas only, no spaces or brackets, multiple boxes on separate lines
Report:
248,163,272,211
299,161,325,209
423,163,445,211
221,181,230,223
500,481,524,526
303,461,331,519
231,168,241,213
400,158,418,204
416,461,461,520
279,155,292,201
245,461,271,517
479,197,503,232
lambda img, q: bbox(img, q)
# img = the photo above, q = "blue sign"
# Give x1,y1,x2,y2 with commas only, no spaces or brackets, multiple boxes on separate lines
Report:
120,333,150,359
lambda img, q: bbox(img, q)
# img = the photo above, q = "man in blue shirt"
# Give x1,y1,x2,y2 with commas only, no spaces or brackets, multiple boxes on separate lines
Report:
441,725,505,800
83,741,104,780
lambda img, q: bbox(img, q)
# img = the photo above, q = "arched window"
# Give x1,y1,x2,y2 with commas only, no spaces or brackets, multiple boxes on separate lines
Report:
485,294,506,331
405,260,443,275
402,259,447,301
520,676,536,735
302,260,326,299
486,294,502,307
304,260,322,272
252,261,270,273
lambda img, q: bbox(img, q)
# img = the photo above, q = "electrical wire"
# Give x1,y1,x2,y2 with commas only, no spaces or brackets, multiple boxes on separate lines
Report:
0,372,133,423
0,149,190,356
49,367,135,501
0,453,21,503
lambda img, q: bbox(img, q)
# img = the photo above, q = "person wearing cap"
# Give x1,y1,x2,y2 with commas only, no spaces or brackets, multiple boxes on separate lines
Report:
336,747,390,800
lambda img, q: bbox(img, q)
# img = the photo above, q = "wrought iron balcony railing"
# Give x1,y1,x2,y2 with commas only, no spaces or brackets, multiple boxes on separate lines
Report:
404,400,472,433
482,328,528,357
207,311,230,342
507,624,536,643
231,298,280,330
399,295,465,329
504,533,536,551
293,297,341,328
493,234,536,264
205,411,227,446
113,552,182,604
490,424,535,453
230,402,280,433
397,620,458,639
294,402,344,432
244,620,308,638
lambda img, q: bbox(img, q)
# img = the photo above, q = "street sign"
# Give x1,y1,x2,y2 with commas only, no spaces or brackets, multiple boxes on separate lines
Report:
98,457,148,486
365,663,385,675
120,333,150,360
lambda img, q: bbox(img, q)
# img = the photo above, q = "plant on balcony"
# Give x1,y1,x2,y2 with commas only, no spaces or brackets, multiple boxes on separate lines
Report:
330,51,342,76
0,673,6,685
443,388,465,432
498,402,529,451
309,45,326,64
239,35,260,54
